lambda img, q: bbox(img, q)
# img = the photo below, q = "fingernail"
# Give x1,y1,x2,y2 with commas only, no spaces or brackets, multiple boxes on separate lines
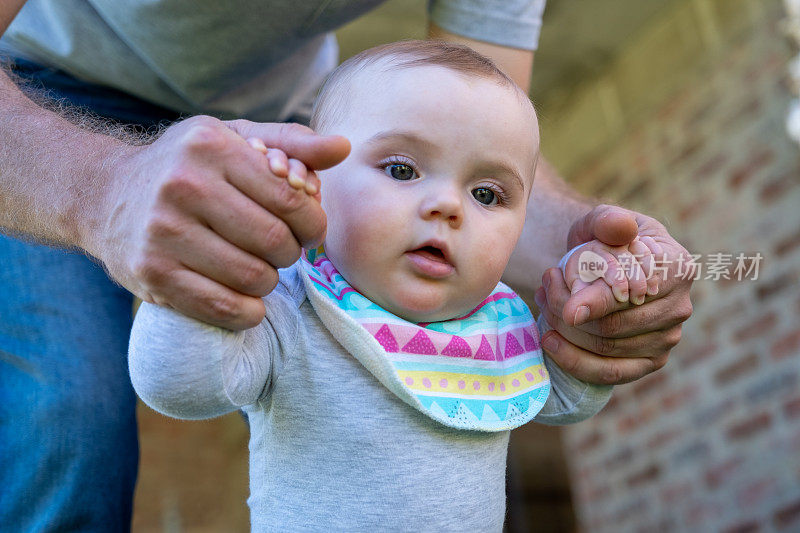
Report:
632,294,645,305
542,333,560,353
543,272,551,290
647,283,659,296
613,287,629,303
247,137,267,154
574,305,590,325
269,157,287,175
304,182,318,195
287,171,305,190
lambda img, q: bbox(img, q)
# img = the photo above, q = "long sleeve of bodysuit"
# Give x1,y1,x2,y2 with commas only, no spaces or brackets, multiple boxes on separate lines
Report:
128,276,301,420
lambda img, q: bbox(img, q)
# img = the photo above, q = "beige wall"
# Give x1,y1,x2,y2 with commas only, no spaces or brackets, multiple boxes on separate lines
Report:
552,1,800,530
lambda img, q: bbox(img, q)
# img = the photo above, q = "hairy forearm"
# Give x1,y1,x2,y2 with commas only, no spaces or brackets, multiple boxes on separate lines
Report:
503,157,596,300
0,67,139,253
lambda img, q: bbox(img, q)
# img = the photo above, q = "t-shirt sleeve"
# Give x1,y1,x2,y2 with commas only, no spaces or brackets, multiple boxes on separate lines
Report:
533,314,614,425
128,268,302,420
428,0,546,51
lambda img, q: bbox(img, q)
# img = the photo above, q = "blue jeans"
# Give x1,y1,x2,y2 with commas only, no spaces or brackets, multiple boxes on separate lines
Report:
0,59,183,532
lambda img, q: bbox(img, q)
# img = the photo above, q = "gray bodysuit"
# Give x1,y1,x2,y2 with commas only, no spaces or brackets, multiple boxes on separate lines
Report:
129,264,611,531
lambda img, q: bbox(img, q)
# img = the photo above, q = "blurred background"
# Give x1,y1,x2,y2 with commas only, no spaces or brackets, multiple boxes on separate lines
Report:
132,0,800,531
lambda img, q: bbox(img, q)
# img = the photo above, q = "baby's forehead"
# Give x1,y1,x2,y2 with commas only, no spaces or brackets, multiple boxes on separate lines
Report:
352,60,503,93
343,61,536,121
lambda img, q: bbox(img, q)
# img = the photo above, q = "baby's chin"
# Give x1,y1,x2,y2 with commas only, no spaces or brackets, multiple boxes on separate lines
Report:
370,290,484,324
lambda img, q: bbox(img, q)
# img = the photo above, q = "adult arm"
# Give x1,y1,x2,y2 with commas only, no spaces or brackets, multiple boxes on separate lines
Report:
428,23,694,385
0,3,350,331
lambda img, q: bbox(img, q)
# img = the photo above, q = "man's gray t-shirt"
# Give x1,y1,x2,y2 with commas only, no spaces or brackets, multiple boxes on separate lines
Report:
129,264,611,531
1,0,546,121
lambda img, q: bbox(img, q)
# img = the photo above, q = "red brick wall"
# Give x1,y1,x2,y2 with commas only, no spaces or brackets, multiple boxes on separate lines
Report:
560,3,800,531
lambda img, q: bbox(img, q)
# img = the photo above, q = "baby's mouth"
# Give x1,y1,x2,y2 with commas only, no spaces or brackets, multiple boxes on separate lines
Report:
405,243,455,278
411,246,449,264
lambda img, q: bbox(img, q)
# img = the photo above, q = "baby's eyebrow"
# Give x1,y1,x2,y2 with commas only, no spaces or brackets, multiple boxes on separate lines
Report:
364,130,439,153
480,160,526,193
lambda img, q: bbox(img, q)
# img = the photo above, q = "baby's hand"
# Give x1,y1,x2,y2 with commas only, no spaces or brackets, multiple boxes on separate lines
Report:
246,138,321,199
560,237,661,306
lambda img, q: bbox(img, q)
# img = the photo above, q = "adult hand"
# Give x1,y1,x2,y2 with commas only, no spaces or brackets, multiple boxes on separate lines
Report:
88,116,350,330
535,204,694,385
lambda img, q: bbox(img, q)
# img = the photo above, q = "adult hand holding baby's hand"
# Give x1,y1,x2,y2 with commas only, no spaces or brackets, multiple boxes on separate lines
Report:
89,116,350,330
535,205,694,385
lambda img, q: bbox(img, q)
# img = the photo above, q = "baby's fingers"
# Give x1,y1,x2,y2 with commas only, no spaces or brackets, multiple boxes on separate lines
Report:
639,236,663,295
266,148,289,177
564,245,629,303
629,238,658,298
617,248,648,305
246,138,290,178
287,158,320,196
247,141,319,197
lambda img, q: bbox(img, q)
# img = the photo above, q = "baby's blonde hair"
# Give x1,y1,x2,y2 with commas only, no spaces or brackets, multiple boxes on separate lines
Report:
310,39,530,134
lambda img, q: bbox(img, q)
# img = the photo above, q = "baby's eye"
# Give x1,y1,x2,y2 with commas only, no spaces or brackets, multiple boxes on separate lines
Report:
472,187,497,206
384,163,417,181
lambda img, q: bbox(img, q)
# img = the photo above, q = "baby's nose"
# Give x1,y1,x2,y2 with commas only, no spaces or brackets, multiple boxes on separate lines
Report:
419,190,463,229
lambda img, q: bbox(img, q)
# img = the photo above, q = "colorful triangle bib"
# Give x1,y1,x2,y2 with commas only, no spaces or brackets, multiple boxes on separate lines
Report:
299,247,550,432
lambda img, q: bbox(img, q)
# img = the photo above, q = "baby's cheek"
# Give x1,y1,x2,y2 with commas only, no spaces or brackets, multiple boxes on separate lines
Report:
325,200,395,279
350,193,400,242
476,240,516,286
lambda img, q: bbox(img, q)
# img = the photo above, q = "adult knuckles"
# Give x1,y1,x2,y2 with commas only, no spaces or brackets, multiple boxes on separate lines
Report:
179,118,229,154
207,295,265,330
596,359,625,385
131,254,172,289
261,270,281,294
652,352,670,371
596,311,624,337
236,259,276,295
261,219,295,256
675,300,694,323
552,347,581,375
204,292,245,324
144,212,185,242
159,165,213,206
663,326,683,350
597,288,619,317
593,334,617,355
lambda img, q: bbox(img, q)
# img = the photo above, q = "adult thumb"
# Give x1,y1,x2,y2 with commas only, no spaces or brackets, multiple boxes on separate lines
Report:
567,204,639,248
225,120,351,170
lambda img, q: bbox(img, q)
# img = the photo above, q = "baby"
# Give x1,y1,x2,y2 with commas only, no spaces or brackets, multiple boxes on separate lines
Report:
129,41,656,531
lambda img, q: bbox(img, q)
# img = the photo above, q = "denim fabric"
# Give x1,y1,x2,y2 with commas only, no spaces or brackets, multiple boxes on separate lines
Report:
0,58,181,532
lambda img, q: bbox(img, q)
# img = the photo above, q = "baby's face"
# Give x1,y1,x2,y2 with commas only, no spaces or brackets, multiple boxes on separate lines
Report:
319,64,539,322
